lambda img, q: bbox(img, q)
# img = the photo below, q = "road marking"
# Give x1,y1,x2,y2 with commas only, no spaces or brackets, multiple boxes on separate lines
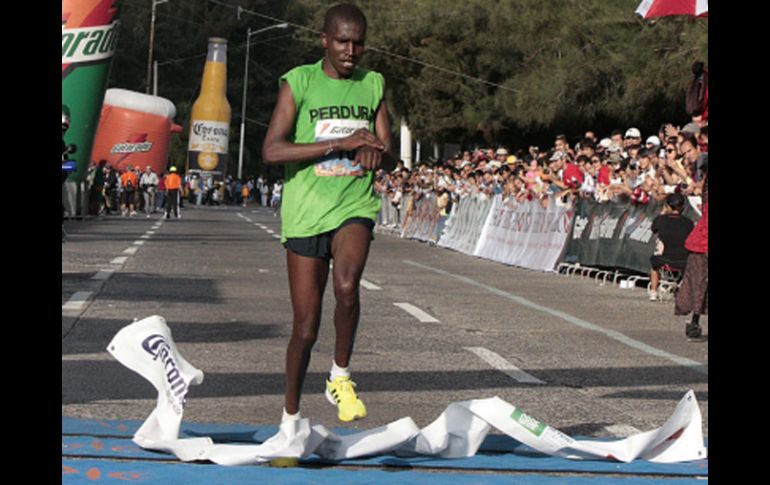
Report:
403,260,708,376
266,229,274,234
123,246,138,255
140,234,151,239
133,240,145,246
63,291,93,311
360,279,382,290
604,424,642,437
91,270,114,281
464,347,545,384
393,302,439,323
145,231,156,235
272,234,281,239
110,256,128,265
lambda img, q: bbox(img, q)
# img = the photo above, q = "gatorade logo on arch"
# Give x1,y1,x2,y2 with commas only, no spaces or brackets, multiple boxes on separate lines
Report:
62,0,119,78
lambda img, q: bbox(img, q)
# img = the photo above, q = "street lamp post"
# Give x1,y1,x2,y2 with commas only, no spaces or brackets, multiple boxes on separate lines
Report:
146,0,169,95
238,23,289,180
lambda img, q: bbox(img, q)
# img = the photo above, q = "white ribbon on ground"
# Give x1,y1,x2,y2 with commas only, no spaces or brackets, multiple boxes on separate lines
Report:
107,316,707,466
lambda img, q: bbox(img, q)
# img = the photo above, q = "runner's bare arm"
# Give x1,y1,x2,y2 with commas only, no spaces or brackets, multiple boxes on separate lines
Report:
262,82,385,165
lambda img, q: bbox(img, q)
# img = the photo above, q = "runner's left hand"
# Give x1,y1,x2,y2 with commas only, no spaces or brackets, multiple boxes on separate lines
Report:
354,146,383,171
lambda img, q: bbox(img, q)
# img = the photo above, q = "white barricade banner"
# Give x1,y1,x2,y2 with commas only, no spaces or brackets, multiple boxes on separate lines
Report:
401,193,446,243
474,195,575,272
437,194,494,254
107,316,707,466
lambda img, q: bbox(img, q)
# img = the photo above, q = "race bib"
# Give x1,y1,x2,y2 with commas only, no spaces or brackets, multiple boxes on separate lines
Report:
314,119,368,177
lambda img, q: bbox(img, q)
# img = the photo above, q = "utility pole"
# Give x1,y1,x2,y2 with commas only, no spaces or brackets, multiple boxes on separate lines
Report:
237,23,289,179
146,0,168,94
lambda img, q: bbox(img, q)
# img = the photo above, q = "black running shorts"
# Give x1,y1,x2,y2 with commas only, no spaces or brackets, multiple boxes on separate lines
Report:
650,255,687,271
284,217,375,260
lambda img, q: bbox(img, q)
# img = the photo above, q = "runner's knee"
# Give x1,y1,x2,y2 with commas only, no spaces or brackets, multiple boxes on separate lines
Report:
290,320,319,349
334,277,359,308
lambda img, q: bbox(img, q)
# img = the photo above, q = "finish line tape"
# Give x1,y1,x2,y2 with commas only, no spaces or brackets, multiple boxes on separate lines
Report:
107,316,707,466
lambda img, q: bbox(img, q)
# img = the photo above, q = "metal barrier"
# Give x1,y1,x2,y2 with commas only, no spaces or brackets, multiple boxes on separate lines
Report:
649,266,683,302
626,275,650,290
379,193,671,300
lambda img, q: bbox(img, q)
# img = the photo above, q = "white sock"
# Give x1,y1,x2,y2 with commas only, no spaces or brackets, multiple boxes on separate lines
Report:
282,407,301,422
330,360,350,380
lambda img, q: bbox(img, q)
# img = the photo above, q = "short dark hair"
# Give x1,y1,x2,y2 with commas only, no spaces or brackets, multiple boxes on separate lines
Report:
666,192,685,212
680,135,697,148
323,3,367,34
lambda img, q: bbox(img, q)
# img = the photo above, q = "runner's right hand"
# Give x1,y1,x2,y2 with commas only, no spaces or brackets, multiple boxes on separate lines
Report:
337,128,385,153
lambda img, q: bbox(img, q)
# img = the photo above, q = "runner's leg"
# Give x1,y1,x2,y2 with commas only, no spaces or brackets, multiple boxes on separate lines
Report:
329,223,372,368
284,250,330,414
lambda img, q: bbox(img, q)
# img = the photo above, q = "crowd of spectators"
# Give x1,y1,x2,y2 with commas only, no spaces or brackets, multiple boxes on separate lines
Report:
85,165,285,216
374,121,708,221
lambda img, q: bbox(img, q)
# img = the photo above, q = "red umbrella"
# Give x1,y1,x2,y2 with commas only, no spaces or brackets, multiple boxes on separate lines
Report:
635,0,708,19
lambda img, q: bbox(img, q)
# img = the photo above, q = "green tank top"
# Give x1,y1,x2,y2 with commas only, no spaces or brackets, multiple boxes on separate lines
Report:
278,59,384,241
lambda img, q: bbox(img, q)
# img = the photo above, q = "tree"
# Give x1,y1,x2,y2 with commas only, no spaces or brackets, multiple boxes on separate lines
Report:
107,0,707,168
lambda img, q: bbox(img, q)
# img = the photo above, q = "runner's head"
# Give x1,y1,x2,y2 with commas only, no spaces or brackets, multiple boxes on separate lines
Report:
321,3,367,79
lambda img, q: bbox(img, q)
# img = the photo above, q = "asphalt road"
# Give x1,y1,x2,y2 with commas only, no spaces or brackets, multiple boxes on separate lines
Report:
62,204,707,441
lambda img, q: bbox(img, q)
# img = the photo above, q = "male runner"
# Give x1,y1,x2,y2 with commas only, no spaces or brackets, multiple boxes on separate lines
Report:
262,3,394,423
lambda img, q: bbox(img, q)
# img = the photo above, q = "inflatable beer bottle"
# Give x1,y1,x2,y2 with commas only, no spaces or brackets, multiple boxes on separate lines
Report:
187,38,231,180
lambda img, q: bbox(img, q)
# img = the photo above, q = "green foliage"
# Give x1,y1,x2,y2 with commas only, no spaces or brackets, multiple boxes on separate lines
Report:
106,0,707,167
358,0,707,147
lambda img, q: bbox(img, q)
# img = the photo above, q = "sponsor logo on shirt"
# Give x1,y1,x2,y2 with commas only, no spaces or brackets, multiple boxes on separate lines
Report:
314,119,369,177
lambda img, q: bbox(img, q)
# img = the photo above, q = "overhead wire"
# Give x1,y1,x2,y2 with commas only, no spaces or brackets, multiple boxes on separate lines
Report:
206,0,521,94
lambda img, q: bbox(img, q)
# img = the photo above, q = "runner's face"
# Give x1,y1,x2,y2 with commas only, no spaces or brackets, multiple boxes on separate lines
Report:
322,19,365,79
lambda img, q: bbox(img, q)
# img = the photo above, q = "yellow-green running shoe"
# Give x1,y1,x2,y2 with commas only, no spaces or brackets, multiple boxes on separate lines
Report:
325,376,367,422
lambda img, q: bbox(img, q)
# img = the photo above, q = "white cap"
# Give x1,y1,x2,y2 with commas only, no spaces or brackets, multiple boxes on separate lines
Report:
646,135,661,146
625,127,641,138
599,138,612,149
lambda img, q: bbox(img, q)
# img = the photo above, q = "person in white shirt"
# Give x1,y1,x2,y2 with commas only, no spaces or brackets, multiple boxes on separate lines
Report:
272,180,283,217
256,175,266,207
139,166,159,217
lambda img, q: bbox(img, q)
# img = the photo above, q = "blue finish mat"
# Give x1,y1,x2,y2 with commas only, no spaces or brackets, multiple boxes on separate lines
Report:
62,458,707,485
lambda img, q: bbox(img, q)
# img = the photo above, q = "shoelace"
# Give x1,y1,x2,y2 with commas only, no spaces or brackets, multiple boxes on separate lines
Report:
336,379,358,401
